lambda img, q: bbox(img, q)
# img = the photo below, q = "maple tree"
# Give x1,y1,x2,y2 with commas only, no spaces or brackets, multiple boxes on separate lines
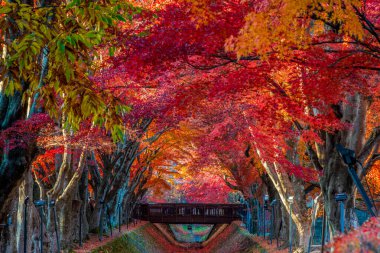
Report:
0,0,379,252
102,0,380,249
226,0,380,239
0,0,143,251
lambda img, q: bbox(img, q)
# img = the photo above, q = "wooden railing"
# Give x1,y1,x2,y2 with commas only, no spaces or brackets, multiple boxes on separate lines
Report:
132,203,246,224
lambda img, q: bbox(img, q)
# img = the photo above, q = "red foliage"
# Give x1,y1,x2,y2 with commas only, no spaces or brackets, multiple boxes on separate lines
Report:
327,217,380,253
88,0,380,211
31,120,113,186
0,113,53,150
180,172,234,203
32,147,63,186
97,0,379,185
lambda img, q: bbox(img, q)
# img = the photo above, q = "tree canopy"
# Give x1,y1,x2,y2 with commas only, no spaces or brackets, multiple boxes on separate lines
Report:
0,0,379,252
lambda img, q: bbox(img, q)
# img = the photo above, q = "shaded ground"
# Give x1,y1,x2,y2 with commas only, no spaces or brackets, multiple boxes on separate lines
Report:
250,238,289,253
73,221,146,253
91,222,186,253
91,221,266,253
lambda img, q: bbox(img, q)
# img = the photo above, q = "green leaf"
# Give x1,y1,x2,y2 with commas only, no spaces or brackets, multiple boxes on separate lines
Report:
66,0,80,9
0,6,12,15
65,68,73,82
67,51,75,62
109,46,116,57
66,35,76,46
115,14,126,22
57,40,65,53
100,16,113,26
137,31,150,37
126,14,133,22
111,125,124,142
40,24,52,40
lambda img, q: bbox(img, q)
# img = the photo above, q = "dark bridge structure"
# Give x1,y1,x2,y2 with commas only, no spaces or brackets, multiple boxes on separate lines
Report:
132,203,246,224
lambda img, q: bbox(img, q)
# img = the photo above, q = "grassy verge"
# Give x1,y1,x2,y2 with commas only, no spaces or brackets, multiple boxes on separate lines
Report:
206,222,267,253
91,223,170,253
91,235,140,253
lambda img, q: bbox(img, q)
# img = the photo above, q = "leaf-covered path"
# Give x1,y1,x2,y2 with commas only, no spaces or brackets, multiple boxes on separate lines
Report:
73,221,146,253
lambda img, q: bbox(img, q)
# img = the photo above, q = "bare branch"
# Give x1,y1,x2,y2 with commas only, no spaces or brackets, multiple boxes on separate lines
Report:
362,153,380,177
358,126,380,163
222,175,240,191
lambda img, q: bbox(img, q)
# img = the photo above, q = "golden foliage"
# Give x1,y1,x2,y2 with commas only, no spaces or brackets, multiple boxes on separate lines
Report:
225,0,364,58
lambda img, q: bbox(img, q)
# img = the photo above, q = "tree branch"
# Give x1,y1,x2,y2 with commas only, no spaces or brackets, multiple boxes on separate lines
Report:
266,77,324,171
358,126,380,163
222,175,240,191
362,153,380,177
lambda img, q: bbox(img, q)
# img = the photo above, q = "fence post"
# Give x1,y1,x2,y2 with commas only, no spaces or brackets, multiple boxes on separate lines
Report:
253,199,258,234
263,195,269,239
270,199,277,245
307,198,317,253
6,213,12,227
34,200,46,253
261,202,265,237
106,204,112,237
24,197,29,253
257,201,261,236
79,203,83,247
321,208,326,253
335,193,348,234
288,196,294,253
49,200,60,253
127,202,130,229
118,203,122,233
247,201,252,233
99,200,105,241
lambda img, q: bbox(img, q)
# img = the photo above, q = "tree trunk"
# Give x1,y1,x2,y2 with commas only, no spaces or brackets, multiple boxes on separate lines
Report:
320,151,356,235
259,156,311,251
262,174,287,246
314,94,375,235
56,193,81,250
